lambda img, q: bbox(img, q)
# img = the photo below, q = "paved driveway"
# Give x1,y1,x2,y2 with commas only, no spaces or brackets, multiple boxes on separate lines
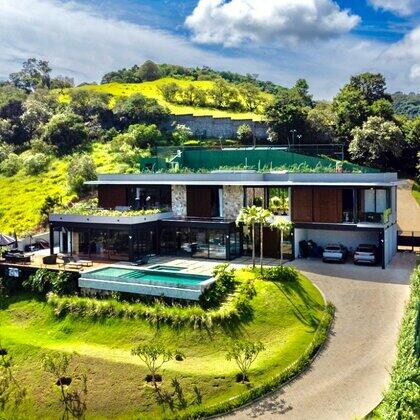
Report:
223,253,415,420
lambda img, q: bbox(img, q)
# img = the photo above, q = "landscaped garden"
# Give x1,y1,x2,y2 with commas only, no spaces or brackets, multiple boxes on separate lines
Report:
0,264,333,419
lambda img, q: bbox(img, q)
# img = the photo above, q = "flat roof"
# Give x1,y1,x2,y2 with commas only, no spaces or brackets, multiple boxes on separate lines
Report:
86,171,399,187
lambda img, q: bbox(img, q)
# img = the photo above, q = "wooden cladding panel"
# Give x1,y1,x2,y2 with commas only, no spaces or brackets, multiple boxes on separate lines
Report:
292,187,343,223
187,187,212,217
292,187,313,222
98,185,127,209
313,188,342,223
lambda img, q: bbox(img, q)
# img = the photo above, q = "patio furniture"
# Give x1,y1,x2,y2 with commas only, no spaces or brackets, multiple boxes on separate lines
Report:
4,252,32,265
133,255,150,266
42,255,57,265
70,256,93,267
58,256,83,270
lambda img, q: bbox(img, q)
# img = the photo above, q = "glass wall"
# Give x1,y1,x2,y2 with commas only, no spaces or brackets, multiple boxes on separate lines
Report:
159,225,239,260
244,187,289,215
127,186,171,210
358,188,391,222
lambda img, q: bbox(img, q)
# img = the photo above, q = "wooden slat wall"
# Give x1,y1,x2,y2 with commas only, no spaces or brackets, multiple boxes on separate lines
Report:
292,187,313,222
98,185,127,209
187,187,212,217
292,187,343,223
313,188,342,223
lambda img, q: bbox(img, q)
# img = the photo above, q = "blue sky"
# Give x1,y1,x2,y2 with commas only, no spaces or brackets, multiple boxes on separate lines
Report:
0,0,419,98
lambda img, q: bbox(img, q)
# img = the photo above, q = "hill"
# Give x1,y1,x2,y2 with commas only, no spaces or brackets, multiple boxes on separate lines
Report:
59,77,271,121
0,143,120,235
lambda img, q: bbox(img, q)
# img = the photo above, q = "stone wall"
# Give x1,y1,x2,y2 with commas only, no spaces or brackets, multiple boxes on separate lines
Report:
223,186,244,220
164,114,268,140
171,185,187,216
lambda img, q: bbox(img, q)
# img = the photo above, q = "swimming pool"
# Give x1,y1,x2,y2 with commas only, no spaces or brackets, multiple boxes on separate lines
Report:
79,266,214,300
148,265,186,272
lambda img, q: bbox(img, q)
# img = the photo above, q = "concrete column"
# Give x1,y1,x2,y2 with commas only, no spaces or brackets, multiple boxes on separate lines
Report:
49,224,54,255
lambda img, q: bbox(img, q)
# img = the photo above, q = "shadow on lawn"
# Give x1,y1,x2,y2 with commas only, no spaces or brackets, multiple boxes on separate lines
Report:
272,280,323,332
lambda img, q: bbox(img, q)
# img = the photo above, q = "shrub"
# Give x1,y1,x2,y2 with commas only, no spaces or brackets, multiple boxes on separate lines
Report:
29,138,55,155
172,124,193,145
47,270,256,329
0,141,14,163
237,124,253,143
67,154,97,195
0,153,21,176
22,152,50,175
259,265,299,283
382,266,420,419
200,264,236,308
23,269,77,296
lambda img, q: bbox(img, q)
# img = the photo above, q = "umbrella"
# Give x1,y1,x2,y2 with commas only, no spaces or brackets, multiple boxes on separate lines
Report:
0,233,16,247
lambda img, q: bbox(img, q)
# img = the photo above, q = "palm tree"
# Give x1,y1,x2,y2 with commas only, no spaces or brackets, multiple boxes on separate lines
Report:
255,208,272,272
236,206,259,268
270,218,293,264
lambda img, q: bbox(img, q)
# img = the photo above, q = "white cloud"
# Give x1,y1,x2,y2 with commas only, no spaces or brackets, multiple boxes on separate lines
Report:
0,0,418,99
369,0,420,16
185,0,360,47
385,26,420,81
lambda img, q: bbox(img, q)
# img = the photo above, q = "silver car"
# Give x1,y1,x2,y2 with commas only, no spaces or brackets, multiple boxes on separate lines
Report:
353,244,378,265
322,244,348,263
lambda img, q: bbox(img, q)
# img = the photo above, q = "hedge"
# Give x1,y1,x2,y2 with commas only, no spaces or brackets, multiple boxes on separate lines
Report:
381,265,420,419
47,278,256,329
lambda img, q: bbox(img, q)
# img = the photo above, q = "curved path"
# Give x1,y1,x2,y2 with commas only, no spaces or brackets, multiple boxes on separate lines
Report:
223,253,414,420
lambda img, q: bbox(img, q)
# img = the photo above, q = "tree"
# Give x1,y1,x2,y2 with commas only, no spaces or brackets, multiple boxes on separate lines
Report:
172,124,193,144
332,84,369,141
270,218,293,263
255,208,272,272
237,124,253,143
307,101,337,144
40,194,62,222
158,82,180,102
41,112,88,155
292,79,313,107
236,206,260,268
349,116,404,169
226,340,265,384
0,342,26,414
138,60,161,81
131,343,175,387
9,58,52,92
371,98,394,120
350,72,388,104
0,141,13,163
209,79,240,110
50,76,75,90
67,154,97,195
69,90,111,125
42,352,88,420
238,82,262,111
113,93,169,129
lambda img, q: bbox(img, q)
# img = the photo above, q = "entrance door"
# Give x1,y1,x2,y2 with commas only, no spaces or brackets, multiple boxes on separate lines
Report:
263,227,280,258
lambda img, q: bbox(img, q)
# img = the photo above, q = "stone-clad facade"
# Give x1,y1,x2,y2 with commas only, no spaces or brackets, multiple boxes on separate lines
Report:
223,185,244,220
171,185,187,216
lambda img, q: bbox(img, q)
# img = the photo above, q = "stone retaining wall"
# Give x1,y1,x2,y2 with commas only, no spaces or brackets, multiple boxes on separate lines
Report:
164,114,268,140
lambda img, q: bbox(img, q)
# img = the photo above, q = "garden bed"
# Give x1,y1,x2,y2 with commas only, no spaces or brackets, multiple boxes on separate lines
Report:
0,269,332,419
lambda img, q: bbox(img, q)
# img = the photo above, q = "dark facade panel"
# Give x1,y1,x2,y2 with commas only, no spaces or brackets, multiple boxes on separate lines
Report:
313,188,342,223
187,186,213,218
98,185,127,209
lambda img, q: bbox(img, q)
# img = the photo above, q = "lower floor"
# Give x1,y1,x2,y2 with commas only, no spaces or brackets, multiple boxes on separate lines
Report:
49,219,397,268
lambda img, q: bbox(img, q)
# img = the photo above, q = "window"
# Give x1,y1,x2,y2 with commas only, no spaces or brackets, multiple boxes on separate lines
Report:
362,188,390,213
127,186,171,210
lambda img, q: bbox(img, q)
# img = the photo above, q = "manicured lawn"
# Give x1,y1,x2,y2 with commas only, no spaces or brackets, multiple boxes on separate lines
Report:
0,142,120,235
0,270,328,419
412,180,420,206
59,77,269,121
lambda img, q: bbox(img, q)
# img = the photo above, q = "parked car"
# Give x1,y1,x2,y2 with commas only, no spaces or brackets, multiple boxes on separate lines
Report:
353,244,378,265
322,244,348,263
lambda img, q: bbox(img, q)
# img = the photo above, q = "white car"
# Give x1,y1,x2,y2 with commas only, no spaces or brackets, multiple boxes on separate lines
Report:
353,244,378,265
322,244,348,263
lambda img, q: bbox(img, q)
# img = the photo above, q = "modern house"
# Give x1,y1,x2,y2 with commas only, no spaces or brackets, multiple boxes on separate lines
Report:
49,148,399,268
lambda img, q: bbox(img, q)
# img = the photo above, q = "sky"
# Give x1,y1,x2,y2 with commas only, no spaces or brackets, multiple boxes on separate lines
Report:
0,0,419,99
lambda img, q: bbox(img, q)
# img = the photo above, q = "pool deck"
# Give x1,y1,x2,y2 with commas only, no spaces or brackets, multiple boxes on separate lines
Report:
0,250,283,276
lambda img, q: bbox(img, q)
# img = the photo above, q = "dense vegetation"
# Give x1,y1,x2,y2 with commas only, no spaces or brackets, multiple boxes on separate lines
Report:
0,58,419,235
392,92,420,118
371,265,420,419
0,267,332,419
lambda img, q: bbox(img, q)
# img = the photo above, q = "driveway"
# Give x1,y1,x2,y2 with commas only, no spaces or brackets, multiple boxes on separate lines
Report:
223,253,415,420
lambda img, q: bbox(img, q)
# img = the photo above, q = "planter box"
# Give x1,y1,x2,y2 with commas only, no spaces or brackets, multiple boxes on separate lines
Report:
49,212,173,225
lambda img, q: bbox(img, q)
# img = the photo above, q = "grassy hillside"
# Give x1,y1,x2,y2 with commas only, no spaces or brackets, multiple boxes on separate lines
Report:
59,77,270,121
0,271,329,419
0,143,121,236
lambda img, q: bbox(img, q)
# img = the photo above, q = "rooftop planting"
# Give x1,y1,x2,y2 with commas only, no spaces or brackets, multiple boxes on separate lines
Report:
55,199,163,217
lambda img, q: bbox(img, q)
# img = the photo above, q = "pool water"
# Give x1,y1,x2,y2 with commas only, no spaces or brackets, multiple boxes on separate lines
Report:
149,265,186,272
86,267,210,286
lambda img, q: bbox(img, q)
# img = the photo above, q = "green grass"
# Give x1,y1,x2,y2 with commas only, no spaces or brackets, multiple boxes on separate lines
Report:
0,270,329,419
0,142,121,235
59,78,269,121
412,180,420,206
